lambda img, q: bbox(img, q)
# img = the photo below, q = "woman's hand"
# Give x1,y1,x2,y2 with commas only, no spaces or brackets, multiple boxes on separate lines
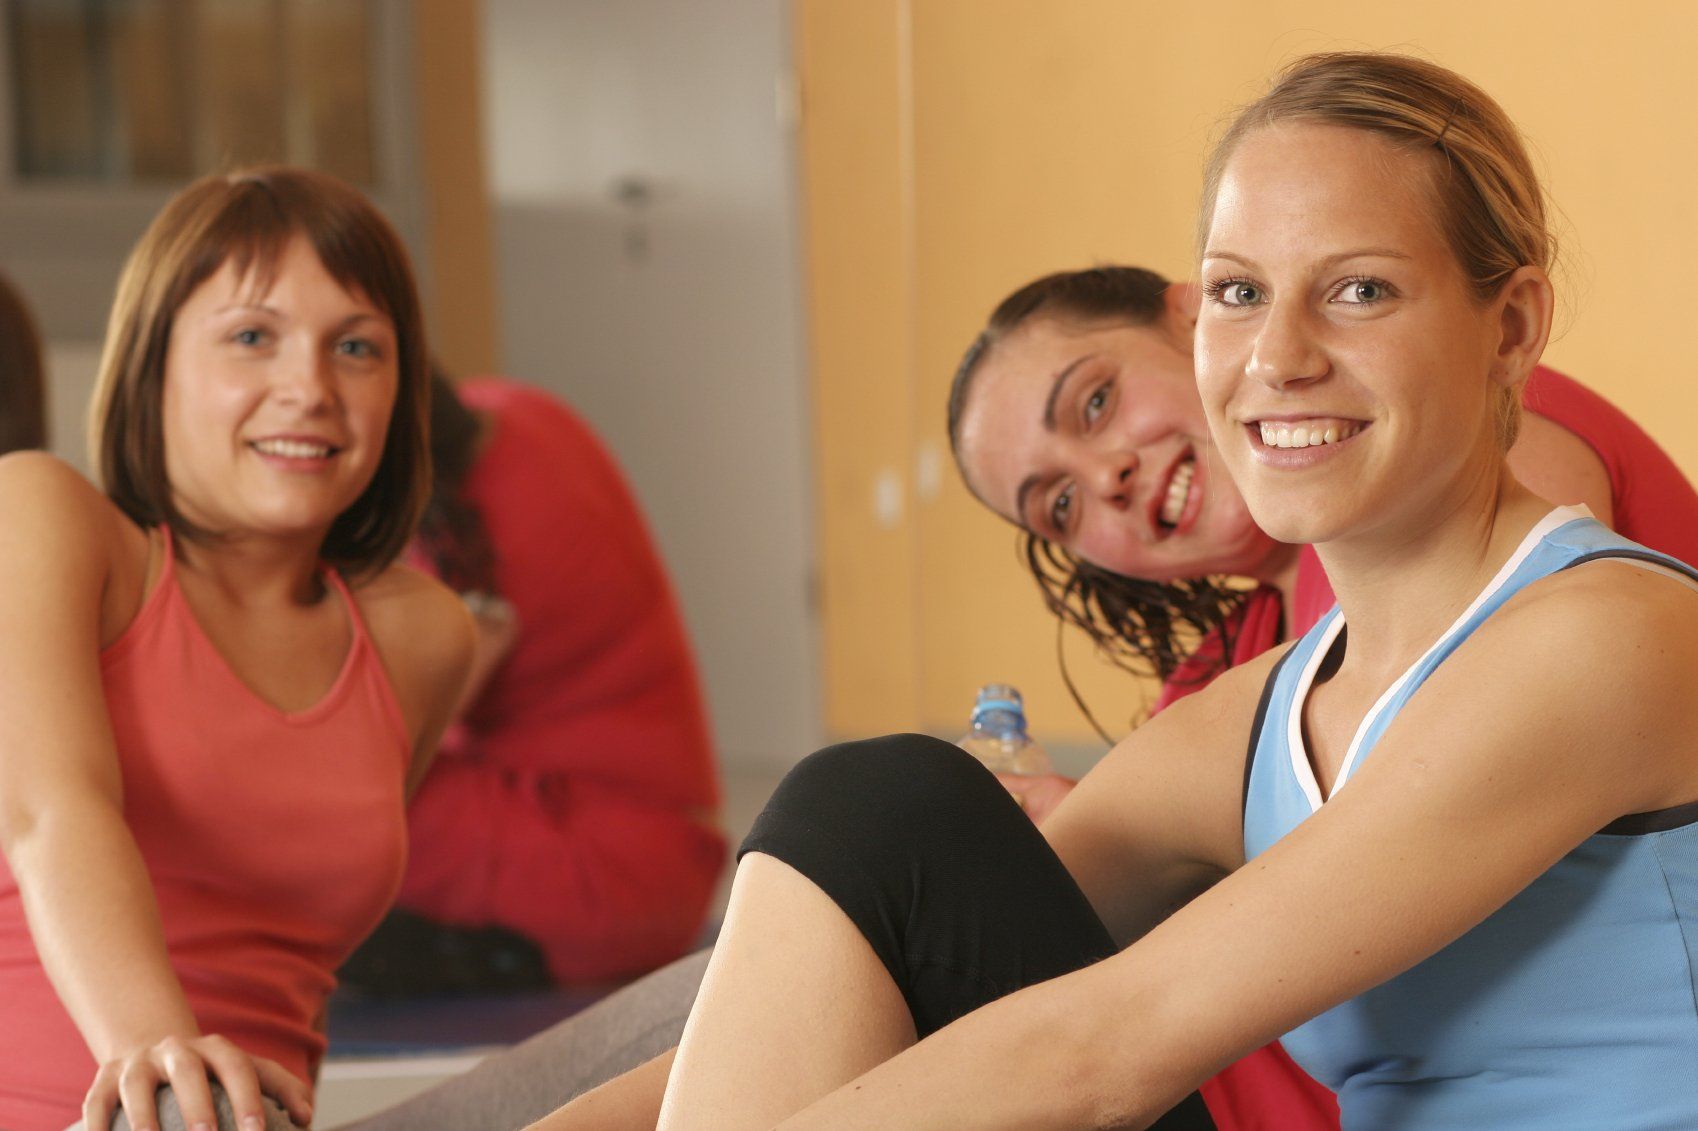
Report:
84,1035,313,1131
454,591,521,717
995,772,1077,825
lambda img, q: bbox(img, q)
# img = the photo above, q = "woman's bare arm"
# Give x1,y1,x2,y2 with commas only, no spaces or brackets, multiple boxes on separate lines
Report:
355,565,477,799
0,454,313,1131
767,563,1698,1129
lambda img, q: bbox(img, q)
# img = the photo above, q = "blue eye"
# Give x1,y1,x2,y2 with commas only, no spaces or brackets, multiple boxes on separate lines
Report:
337,338,379,359
233,328,267,346
1335,277,1393,305
1206,278,1264,307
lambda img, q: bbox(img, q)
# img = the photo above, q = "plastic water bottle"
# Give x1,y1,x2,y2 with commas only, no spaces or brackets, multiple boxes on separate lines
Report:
956,684,1052,775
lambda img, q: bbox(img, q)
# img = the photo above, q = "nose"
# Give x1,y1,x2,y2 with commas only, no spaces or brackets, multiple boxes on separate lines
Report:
275,345,339,410
1245,300,1327,391
1084,444,1138,506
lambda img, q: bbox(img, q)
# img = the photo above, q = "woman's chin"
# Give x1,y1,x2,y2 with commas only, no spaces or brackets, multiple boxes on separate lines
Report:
1242,498,1346,550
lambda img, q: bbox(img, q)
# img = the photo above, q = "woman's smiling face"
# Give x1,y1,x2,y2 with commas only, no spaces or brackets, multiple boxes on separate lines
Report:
161,233,400,543
1195,121,1513,548
954,307,1283,583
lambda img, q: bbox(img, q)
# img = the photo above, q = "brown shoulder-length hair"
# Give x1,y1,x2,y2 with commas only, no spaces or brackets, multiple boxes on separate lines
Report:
89,165,431,578
0,269,48,455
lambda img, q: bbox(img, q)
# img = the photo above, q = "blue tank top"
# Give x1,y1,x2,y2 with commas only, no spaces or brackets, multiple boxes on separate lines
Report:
1244,507,1698,1130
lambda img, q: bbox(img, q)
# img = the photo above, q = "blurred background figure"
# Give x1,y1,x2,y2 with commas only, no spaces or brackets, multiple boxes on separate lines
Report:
340,369,724,995
0,271,47,455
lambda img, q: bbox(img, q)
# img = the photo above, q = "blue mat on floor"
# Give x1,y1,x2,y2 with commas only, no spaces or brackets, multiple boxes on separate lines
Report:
326,983,620,1056
327,922,720,1057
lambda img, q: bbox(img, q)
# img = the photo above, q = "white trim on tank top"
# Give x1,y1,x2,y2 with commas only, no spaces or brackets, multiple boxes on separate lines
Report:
1286,504,1592,811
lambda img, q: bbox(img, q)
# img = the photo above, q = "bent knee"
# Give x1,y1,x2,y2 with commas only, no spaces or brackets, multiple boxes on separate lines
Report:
777,733,991,804
744,733,1020,867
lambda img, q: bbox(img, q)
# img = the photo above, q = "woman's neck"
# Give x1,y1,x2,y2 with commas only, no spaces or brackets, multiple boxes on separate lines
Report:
1251,539,1303,599
171,528,331,608
1315,469,1553,682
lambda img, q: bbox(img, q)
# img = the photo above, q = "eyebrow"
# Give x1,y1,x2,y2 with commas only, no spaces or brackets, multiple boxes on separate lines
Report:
209,305,388,332
1014,353,1096,523
1201,247,1415,271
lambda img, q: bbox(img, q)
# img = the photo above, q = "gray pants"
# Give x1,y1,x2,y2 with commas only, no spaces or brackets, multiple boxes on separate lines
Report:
82,949,708,1131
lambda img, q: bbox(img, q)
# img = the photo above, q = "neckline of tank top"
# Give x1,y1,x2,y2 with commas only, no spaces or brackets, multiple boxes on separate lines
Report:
1287,503,1593,809
114,525,373,725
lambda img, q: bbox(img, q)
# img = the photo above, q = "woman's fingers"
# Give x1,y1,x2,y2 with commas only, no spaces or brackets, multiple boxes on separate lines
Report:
114,1052,171,1131
89,1035,302,1131
154,1036,219,1129
196,1036,269,1130
994,771,1078,825
82,1061,122,1131
252,1056,315,1128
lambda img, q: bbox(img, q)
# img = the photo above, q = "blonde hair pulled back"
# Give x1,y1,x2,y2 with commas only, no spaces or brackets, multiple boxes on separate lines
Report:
1200,52,1554,448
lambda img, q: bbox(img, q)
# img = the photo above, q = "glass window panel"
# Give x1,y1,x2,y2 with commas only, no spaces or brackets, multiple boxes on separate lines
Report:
284,0,374,185
7,0,376,185
9,0,110,177
192,0,285,170
110,0,193,179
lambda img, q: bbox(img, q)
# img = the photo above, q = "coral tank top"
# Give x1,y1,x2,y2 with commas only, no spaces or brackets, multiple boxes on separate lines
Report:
0,528,410,1131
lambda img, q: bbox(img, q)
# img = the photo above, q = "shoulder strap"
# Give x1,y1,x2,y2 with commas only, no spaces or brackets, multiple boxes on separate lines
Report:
1243,646,1297,824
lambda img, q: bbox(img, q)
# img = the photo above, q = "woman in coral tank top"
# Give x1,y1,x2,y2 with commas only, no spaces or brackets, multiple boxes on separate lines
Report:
0,168,474,1131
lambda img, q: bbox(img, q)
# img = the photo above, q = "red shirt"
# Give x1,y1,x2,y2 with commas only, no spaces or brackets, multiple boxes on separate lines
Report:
397,378,724,981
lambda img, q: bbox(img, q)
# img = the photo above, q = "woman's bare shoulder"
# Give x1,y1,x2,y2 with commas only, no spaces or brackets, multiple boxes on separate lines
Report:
352,563,474,662
1149,642,1295,740
1067,644,1294,853
1496,555,1698,661
350,563,475,735
1417,558,1698,812
0,452,143,579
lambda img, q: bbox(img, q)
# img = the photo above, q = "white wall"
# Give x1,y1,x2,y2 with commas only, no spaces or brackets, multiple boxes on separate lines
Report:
482,0,820,770
43,341,102,471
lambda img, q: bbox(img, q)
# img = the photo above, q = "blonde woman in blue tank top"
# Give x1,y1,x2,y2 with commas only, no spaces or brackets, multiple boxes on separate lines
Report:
525,52,1698,1131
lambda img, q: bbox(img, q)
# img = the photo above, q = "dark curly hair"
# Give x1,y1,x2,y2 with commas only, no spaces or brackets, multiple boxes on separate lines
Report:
948,266,1251,735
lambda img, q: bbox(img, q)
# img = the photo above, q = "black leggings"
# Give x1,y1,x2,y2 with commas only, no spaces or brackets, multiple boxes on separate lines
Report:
739,733,1216,1130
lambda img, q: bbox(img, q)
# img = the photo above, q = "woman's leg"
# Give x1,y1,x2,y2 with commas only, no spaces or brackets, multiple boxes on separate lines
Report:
656,734,1163,1131
657,853,916,1129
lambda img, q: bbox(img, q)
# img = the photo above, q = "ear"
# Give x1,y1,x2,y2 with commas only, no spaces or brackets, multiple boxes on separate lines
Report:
1162,280,1201,341
1489,265,1554,391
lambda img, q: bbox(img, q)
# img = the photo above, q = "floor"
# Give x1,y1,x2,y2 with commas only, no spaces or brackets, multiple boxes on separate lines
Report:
319,747,1120,1120
316,763,790,1124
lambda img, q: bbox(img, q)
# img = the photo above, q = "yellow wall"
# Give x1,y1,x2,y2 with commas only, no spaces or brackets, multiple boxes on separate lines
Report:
800,0,1698,747
414,0,500,377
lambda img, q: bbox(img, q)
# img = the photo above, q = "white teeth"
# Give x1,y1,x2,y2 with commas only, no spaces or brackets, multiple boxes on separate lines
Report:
1257,420,1361,450
253,438,333,459
1159,457,1195,526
